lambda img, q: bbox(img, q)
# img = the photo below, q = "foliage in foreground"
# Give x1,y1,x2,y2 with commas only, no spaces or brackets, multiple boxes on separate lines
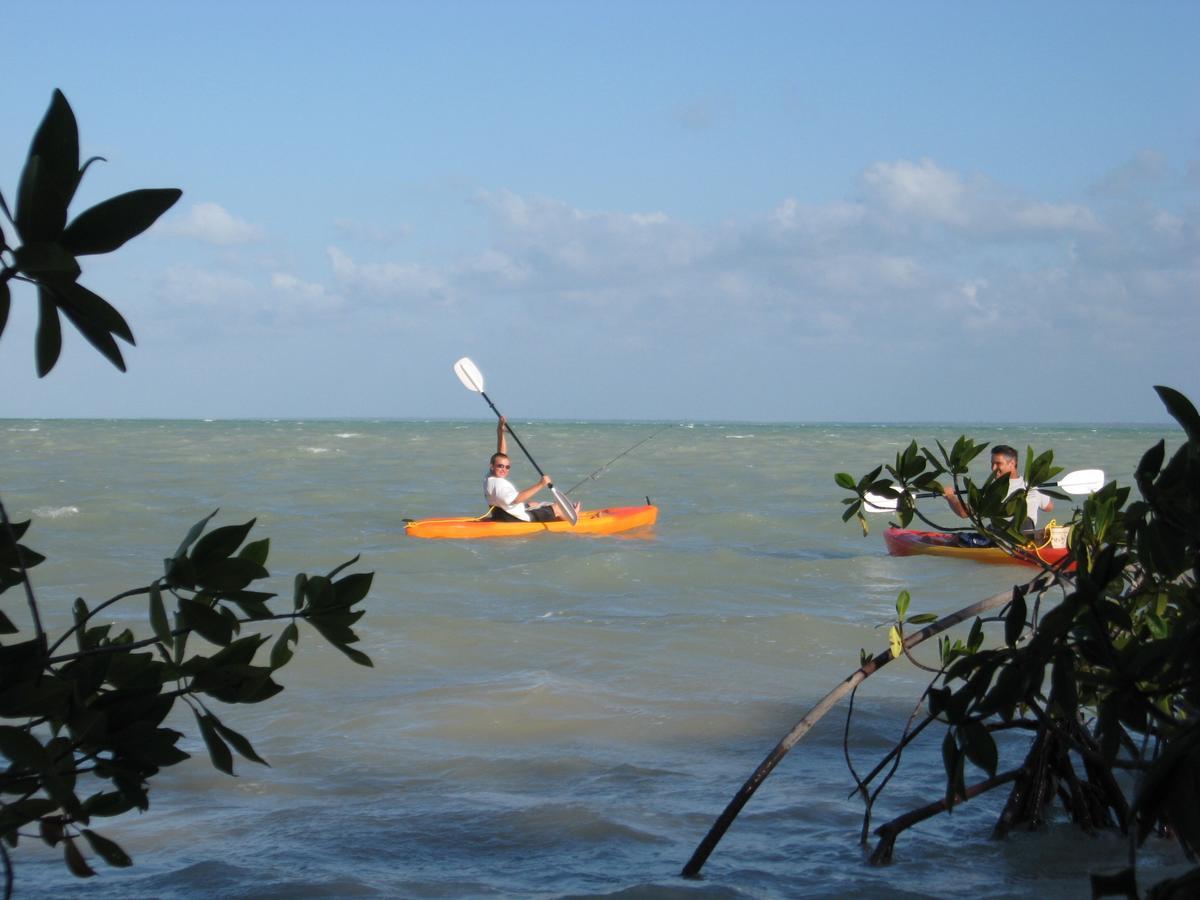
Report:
1,92,375,895
685,387,1199,898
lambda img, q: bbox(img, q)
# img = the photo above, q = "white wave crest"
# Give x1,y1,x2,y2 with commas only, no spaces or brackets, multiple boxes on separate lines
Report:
34,505,80,518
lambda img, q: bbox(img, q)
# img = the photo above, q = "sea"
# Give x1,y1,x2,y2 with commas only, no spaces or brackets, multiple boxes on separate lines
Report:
2,418,1191,899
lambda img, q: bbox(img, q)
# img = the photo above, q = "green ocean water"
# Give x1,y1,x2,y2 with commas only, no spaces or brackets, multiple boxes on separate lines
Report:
2,418,1190,898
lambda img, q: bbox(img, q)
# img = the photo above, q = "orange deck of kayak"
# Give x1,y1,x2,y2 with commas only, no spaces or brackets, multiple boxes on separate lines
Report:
405,505,658,539
883,527,1071,568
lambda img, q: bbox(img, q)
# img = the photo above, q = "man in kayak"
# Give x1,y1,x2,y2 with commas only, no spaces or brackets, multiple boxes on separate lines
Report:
486,417,579,522
942,444,1053,532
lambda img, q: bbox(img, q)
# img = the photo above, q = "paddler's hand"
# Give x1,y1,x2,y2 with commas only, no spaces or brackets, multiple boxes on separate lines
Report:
539,474,552,489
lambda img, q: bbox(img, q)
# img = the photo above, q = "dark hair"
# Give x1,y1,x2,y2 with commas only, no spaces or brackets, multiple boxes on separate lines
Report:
489,452,509,466
991,445,1018,463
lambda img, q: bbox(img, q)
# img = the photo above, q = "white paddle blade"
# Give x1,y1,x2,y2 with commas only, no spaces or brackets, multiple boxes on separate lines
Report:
1057,468,1105,495
862,492,899,513
453,357,485,393
551,486,579,525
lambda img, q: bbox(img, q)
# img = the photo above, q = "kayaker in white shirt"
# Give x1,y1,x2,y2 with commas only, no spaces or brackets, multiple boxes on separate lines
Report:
942,444,1053,532
485,417,579,522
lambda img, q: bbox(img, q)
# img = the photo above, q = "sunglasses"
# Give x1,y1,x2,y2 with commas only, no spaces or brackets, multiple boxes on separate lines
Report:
493,462,510,470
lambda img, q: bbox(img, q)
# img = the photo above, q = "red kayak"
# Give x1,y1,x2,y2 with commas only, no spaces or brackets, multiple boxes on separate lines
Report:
883,527,1072,568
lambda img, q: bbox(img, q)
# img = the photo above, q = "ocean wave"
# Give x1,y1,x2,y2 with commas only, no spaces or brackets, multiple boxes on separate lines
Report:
303,447,333,454
34,505,80,518
335,433,362,439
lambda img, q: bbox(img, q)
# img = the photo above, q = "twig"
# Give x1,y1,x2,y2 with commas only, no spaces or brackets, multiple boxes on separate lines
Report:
871,769,1021,865
681,585,1018,878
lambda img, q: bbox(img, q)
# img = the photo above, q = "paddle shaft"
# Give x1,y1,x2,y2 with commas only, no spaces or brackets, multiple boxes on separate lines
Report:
911,478,1061,501
864,469,1104,513
479,390,548,481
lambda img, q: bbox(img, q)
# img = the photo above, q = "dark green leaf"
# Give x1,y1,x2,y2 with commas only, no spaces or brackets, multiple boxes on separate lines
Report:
941,729,962,811
16,155,69,242
270,623,299,670
959,721,998,777
55,294,126,371
63,835,96,878
1155,385,1200,443
293,573,307,610
211,717,269,767
1004,589,1027,648
1,798,57,830
61,188,182,256
191,519,256,566
13,241,81,279
178,598,234,646
29,91,80,196
0,280,10,339
238,538,270,567
81,791,137,819
333,572,373,607
326,554,361,581
35,291,63,377
47,278,135,343
196,557,268,592
331,643,373,668
908,613,938,625
303,575,334,609
834,472,856,490
0,725,48,768
194,710,234,775
81,829,132,868
174,509,220,560
149,586,171,646
0,608,17,634
164,554,197,590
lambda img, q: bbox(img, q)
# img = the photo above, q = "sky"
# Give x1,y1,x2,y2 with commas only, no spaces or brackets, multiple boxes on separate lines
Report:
2,1,1197,423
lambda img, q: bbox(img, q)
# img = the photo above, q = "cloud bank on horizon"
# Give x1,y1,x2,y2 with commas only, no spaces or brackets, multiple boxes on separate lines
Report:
1,2,1197,424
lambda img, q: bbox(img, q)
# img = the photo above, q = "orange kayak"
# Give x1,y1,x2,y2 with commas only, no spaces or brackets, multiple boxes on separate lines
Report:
883,527,1071,568
405,504,658,539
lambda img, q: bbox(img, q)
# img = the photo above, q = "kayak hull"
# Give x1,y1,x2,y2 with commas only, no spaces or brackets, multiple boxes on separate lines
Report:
405,505,659,539
883,527,1070,567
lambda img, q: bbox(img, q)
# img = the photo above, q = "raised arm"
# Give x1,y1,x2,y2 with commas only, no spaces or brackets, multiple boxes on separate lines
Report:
497,416,508,456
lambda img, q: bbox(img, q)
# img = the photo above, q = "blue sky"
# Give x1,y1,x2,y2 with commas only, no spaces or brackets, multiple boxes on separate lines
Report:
2,1,1197,423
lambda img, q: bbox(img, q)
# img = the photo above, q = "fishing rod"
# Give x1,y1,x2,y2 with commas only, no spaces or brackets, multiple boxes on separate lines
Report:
564,425,672,495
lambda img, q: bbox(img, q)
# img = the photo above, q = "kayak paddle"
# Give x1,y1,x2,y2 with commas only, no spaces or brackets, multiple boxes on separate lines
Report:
453,357,579,526
863,468,1106,513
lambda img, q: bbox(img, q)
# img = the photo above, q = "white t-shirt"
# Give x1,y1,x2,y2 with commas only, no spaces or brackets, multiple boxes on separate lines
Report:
1006,476,1051,528
484,474,530,522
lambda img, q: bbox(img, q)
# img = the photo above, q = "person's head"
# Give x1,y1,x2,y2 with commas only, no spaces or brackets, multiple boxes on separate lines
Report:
990,445,1019,479
489,452,511,476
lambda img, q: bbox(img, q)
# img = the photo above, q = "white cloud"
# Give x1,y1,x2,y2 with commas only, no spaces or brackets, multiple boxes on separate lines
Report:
860,158,1100,238
161,202,264,245
327,246,450,302
269,273,344,314
862,158,971,226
